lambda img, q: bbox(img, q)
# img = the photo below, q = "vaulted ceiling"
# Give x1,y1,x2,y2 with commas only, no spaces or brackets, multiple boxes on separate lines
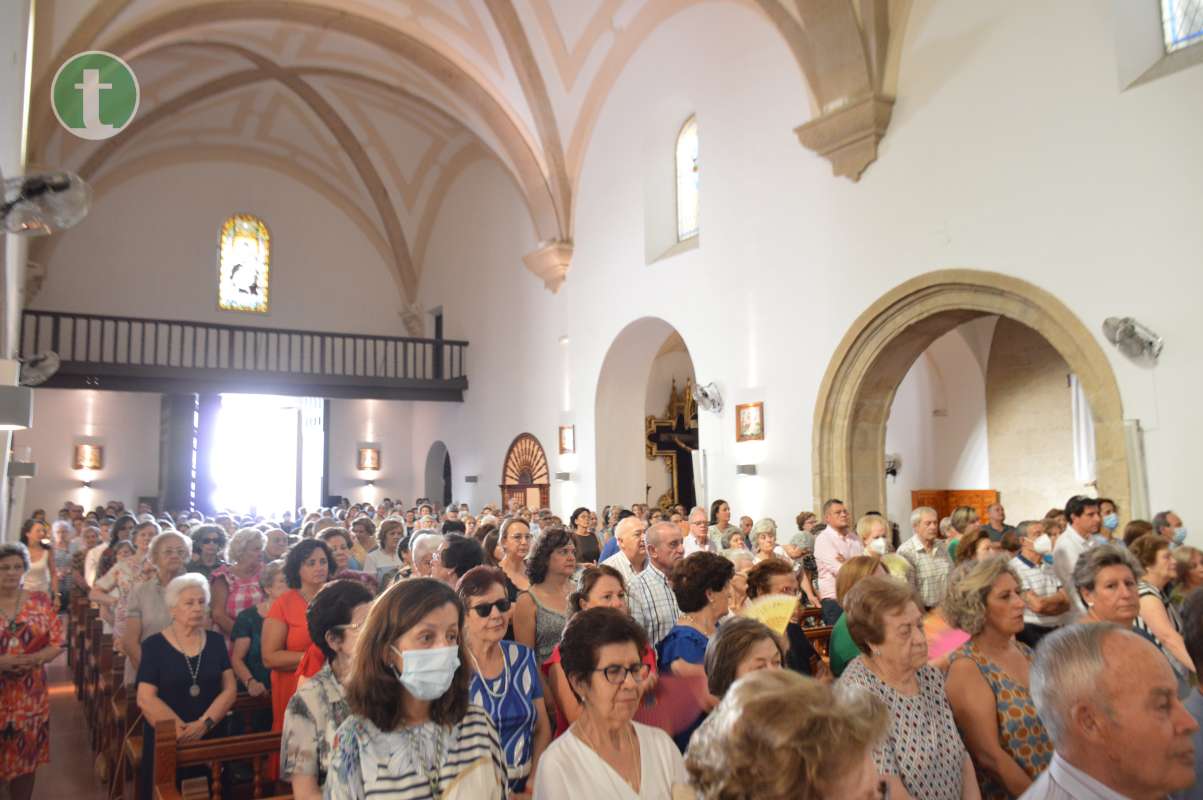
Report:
28,0,911,324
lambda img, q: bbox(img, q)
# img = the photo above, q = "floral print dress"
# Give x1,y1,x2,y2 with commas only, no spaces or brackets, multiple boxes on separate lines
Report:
0,593,64,779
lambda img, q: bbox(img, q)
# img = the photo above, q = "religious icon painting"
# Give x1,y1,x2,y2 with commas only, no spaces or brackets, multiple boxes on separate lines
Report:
559,425,575,455
357,446,380,471
218,213,270,313
73,443,104,470
735,402,765,442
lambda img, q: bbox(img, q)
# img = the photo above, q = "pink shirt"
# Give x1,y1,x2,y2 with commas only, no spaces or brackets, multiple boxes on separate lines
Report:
814,528,865,600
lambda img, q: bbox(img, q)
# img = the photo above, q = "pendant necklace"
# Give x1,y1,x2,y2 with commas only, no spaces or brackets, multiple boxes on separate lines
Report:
178,629,203,697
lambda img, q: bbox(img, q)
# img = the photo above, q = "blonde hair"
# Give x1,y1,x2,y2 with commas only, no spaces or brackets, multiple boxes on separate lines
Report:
835,554,883,605
950,506,980,535
942,556,1022,636
854,514,887,543
685,669,888,799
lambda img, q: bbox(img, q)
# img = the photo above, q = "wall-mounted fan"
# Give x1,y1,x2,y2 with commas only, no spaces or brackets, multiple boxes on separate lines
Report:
19,352,60,386
1,169,91,236
692,381,723,414
1102,317,1163,361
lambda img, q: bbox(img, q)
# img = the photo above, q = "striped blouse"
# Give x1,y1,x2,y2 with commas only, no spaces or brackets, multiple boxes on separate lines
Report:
326,704,506,799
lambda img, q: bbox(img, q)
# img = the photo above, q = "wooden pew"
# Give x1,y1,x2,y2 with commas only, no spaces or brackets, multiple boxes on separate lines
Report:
150,719,289,800
83,615,104,718
74,603,97,699
804,625,835,660
89,631,114,751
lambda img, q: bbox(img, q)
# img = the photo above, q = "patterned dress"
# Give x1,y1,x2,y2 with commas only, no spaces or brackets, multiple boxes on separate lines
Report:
469,641,543,793
210,563,264,642
947,641,1053,799
840,658,967,800
280,663,349,788
0,592,64,779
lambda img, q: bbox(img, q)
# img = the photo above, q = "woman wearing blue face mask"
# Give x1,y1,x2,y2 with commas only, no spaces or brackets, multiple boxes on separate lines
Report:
1096,498,1121,544
327,578,506,799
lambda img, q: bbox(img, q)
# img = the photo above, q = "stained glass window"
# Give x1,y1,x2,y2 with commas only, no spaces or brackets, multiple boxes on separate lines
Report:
675,116,699,242
218,214,270,313
1163,0,1203,52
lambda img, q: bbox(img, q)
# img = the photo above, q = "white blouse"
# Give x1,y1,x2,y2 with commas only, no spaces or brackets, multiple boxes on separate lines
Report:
533,721,687,799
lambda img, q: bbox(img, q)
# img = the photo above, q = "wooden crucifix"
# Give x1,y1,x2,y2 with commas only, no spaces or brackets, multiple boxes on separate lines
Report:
645,378,699,510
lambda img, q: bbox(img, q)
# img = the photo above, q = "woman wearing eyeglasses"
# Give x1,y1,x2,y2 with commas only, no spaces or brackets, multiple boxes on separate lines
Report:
457,566,550,797
533,607,687,798
281,579,374,800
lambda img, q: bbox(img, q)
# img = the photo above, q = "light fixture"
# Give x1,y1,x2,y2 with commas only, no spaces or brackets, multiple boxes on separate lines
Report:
735,464,758,476
1102,317,1163,361
73,442,104,470
464,475,479,484
8,460,35,478
363,479,375,487
554,471,573,482
80,480,93,489
0,386,33,430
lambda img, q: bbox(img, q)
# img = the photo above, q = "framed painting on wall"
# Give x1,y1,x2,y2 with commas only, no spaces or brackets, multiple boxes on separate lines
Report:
73,443,104,470
357,446,380,471
735,402,764,442
559,425,575,454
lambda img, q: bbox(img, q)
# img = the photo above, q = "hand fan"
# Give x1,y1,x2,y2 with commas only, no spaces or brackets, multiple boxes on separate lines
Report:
741,593,799,635
634,673,710,736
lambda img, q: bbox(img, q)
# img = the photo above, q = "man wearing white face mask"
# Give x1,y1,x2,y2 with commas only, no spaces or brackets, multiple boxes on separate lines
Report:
1011,520,1072,648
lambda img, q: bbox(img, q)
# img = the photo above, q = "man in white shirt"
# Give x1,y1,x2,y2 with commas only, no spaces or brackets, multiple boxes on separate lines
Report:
1022,623,1198,800
683,507,719,556
1053,496,1101,615
600,516,647,584
813,499,864,625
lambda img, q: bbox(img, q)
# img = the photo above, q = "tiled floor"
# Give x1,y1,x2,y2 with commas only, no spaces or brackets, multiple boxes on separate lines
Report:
34,653,107,800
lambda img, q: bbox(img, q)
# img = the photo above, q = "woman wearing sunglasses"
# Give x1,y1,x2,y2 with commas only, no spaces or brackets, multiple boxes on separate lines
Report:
457,566,550,797
533,606,686,798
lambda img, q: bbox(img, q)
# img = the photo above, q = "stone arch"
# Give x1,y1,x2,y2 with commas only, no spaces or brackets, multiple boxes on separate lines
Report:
813,269,1128,518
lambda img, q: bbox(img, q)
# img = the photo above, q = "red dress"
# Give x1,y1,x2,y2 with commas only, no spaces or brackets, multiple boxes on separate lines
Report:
0,592,64,779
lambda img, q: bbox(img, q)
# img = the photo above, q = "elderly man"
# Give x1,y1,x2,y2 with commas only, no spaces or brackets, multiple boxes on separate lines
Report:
1053,496,1101,614
1175,592,1203,800
628,520,684,648
896,506,952,611
1155,510,1188,546
738,516,754,545
601,516,648,584
683,507,719,555
1011,520,1071,648
1022,623,1198,799
984,502,1016,542
813,499,864,624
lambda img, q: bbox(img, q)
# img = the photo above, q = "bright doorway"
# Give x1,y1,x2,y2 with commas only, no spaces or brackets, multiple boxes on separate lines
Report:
209,394,324,517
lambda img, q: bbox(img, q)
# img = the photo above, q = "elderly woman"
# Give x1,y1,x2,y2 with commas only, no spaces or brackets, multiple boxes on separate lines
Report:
264,528,290,562
943,558,1053,798
186,523,228,580
90,519,157,635
828,554,886,678
1170,545,1203,609
1130,533,1196,678
409,531,444,579
708,500,742,549
210,527,266,638
497,517,534,597
281,580,374,799
231,559,288,701
685,670,888,799
703,617,784,700
135,574,237,799
948,506,983,561
745,558,821,677
724,549,754,615
327,578,506,796
457,566,550,794
0,542,64,800
124,530,191,682
534,607,687,797
514,527,576,668
317,528,378,591
363,518,405,578
839,575,980,800
263,539,333,733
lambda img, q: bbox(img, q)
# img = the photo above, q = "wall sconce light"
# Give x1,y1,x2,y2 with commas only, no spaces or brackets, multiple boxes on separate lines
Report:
464,475,479,484
0,386,32,431
80,480,93,489
357,443,381,471
735,464,758,477
73,442,104,470
363,479,375,488
7,460,35,478
554,471,573,482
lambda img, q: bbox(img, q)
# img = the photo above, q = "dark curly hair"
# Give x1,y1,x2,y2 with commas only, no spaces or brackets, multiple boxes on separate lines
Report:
527,527,574,584
441,534,484,580
283,538,335,589
308,579,374,663
670,552,735,613
560,607,649,702
745,558,795,600
455,565,507,602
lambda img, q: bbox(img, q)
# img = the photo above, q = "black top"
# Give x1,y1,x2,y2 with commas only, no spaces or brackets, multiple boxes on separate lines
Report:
785,622,819,676
573,532,601,564
136,629,231,722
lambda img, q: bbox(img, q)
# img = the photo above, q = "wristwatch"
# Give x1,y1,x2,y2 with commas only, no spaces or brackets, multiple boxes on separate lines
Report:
201,717,215,733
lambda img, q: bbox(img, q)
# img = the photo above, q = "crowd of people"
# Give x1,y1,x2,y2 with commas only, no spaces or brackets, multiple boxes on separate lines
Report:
0,493,1199,799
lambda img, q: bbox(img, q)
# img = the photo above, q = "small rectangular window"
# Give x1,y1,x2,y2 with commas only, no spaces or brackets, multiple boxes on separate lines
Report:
1162,0,1203,52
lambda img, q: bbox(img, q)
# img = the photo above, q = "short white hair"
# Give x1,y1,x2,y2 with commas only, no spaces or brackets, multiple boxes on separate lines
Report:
411,532,444,560
228,527,267,564
724,549,753,568
1030,623,1135,748
910,506,938,529
751,518,777,537
164,573,211,609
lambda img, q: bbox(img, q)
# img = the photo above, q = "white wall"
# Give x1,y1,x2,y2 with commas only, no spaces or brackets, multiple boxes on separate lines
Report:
326,398,416,507
12,387,160,515
884,324,992,529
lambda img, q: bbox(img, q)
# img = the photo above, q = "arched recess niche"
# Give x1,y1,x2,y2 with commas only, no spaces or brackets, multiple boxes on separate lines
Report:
813,270,1129,518
424,440,451,509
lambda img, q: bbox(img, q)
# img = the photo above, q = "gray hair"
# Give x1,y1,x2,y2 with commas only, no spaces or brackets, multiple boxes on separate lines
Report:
942,557,1022,636
750,518,777,537
910,506,938,529
1153,510,1175,533
1030,623,1138,747
614,516,643,542
1073,543,1144,604
149,530,191,563
410,532,444,561
723,549,753,569
688,506,708,522
0,542,30,571
1015,520,1040,539
645,520,679,548
259,558,286,591
228,527,267,564
164,572,211,609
